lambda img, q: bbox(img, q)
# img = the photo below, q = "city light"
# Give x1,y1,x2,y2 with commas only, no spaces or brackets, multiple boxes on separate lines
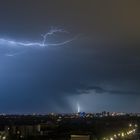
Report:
129,123,132,127
102,123,137,140
2,136,6,140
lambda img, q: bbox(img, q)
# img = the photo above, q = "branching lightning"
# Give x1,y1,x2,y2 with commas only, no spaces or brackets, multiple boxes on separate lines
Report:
41,28,69,47
0,28,78,48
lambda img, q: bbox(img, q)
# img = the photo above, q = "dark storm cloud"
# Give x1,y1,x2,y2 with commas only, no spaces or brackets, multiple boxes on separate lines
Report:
0,0,140,113
77,85,140,95
1,40,139,113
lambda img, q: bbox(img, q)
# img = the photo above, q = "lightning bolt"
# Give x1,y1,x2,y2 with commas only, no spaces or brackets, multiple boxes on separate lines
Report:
5,51,25,57
0,28,79,48
41,28,69,47
77,102,80,113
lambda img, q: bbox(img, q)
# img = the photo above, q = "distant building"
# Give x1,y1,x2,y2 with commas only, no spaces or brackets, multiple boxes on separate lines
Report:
71,134,97,140
71,135,90,140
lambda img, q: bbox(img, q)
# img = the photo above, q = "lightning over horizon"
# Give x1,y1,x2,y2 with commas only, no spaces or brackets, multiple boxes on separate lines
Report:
77,102,81,113
0,0,140,114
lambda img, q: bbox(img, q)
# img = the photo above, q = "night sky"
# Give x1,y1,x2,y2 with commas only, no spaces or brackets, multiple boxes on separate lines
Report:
0,0,140,114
